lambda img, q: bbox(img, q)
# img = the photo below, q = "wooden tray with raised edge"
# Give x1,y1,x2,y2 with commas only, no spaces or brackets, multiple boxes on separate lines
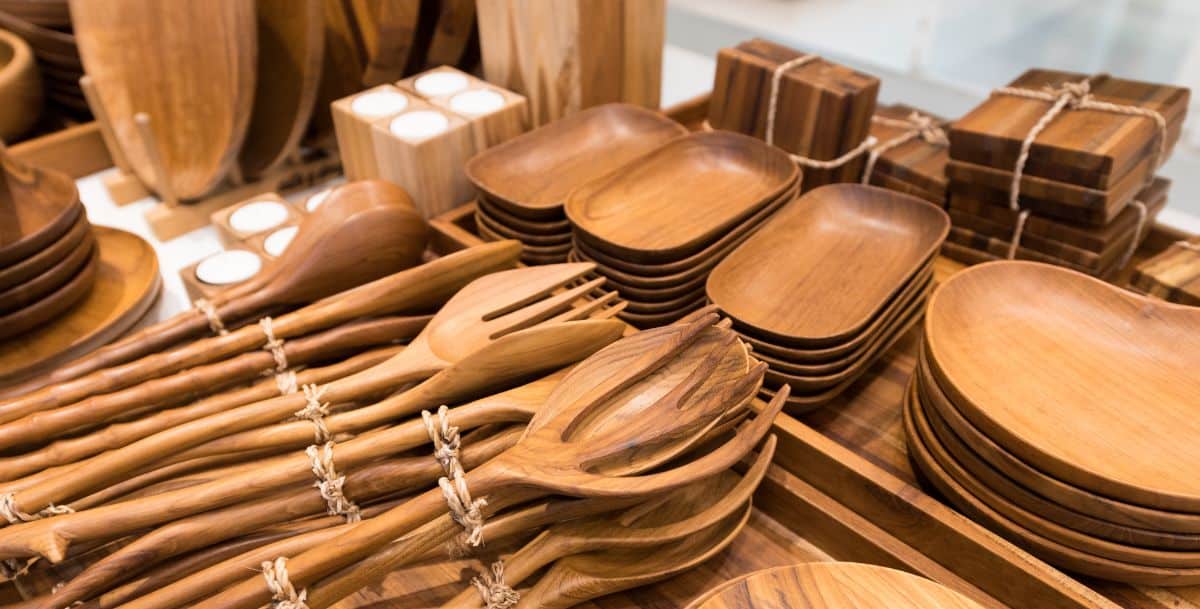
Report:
419,92,1200,609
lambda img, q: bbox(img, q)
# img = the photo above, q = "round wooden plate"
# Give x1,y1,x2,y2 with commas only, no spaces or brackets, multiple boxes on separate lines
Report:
0,229,94,314
0,211,89,292
0,226,160,389
684,563,987,609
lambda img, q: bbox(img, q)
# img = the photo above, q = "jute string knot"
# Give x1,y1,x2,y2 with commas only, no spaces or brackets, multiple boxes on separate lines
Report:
294,384,331,444
0,493,73,524
1117,200,1148,270
472,560,520,609
439,459,487,547
423,406,461,475
305,442,361,523
259,317,288,372
861,111,948,184
262,557,309,609
193,298,228,336
0,557,36,581
276,370,298,396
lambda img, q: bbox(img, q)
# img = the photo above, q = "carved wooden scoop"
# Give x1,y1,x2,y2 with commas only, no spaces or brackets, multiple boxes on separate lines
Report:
193,314,781,609
4,180,431,399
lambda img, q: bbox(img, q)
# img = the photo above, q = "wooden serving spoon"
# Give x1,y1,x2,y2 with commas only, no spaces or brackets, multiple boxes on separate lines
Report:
192,315,781,609
4,180,430,399
0,240,519,424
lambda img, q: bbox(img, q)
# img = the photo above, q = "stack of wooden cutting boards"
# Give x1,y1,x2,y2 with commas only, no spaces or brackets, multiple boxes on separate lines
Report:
861,103,950,207
1130,236,1200,305
943,69,1189,278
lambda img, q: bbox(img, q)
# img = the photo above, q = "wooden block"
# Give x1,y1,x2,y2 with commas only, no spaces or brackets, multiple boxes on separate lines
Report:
179,248,265,301
396,65,475,99
427,83,528,150
867,103,950,196
101,169,152,206
8,122,113,180
209,192,299,246
371,106,476,219
950,69,1189,189
869,172,945,208
331,84,431,180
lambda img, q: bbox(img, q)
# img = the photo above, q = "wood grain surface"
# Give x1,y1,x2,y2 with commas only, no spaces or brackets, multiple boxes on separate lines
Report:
1131,237,1200,305
868,103,950,195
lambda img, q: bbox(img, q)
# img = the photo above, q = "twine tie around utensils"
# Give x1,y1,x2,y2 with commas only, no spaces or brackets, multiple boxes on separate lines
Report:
193,298,228,336
440,458,487,547
259,317,289,373
1117,200,1149,270
294,384,331,444
0,492,73,524
763,54,877,170
473,560,520,609
305,442,362,523
262,557,309,609
423,406,461,475
860,112,949,184
275,370,298,396
993,78,1168,258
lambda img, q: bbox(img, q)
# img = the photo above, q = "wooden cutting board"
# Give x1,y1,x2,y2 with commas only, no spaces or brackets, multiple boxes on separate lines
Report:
1131,237,1200,306
70,0,257,199
924,261,1200,513
868,103,950,196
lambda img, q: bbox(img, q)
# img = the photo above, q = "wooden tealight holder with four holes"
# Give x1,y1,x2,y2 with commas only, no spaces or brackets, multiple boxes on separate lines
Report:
209,192,303,247
332,84,433,181
399,65,530,150
179,248,265,302
371,107,476,220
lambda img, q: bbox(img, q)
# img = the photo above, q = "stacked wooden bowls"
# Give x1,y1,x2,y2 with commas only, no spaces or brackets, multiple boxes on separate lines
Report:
0,2,86,116
707,184,948,412
466,103,686,265
567,130,798,326
906,261,1200,586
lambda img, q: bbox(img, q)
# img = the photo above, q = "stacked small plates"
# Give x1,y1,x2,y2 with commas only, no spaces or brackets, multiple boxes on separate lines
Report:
466,103,686,265
567,130,799,327
706,184,948,412
906,261,1200,586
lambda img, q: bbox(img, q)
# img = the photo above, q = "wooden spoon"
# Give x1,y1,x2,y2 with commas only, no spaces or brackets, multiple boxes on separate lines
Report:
190,316,781,609
4,180,431,401
0,143,81,268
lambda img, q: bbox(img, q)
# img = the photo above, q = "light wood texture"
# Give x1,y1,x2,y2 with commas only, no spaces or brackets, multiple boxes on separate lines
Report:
209,192,301,245
371,106,476,219
567,131,797,263
238,0,324,178
868,103,950,196
429,84,528,151
0,226,158,390
70,0,257,199
465,103,685,219
1131,237,1200,305
8,122,112,180
925,261,1200,512
179,248,262,301
332,85,428,181
707,184,948,346
0,28,42,141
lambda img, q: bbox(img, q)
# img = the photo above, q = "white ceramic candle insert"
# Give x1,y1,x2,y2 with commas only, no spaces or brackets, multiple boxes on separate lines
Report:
195,250,263,285
389,110,450,141
449,89,505,116
350,89,410,117
306,188,332,212
264,226,299,257
414,71,469,97
229,200,290,234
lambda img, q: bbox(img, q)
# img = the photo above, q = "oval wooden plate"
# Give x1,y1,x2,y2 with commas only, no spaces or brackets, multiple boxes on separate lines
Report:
707,185,949,348
567,131,798,264
476,220,571,256
475,208,570,247
568,249,707,302
238,0,324,178
685,563,987,609
619,295,707,328
0,212,89,292
925,260,1200,513
0,226,160,390
465,103,686,219
0,229,94,314
71,0,257,199
477,196,570,235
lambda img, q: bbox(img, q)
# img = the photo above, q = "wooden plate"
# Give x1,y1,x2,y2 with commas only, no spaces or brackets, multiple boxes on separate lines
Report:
734,260,933,364
904,380,1200,585
567,131,798,263
619,284,707,315
465,103,686,219
476,220,571,256
0,213,89,292
685,563,987,609
618,295,707,328
476,195,569,235
707,185,949,347
0,237,97,340
924,261,1200,513
0,229,93,314
0,226,160,389
0,152,82,267
238,0,324,178
916,344,1200,534
474,208,570,247
568,249,708,302
71,0,257,199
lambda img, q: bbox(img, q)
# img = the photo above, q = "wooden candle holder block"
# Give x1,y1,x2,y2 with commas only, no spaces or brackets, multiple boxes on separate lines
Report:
371,106,476,219
332,85,432,181
396,65,475,99
209,192,299,247
244,223,300,261
179,248,265,302
428,84,529,150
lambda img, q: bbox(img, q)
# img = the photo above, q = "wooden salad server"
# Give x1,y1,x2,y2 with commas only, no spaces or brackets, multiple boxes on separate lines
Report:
0,263,616,520
2,180,430,399
0,315,432,459
0,240,521,424
193,314,782,609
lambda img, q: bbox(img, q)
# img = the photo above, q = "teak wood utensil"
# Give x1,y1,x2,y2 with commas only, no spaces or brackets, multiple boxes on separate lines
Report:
1,180,431,401
707,184,948,346
0,212,89,293
566,131,797,264
70,0,257,199
924,261,1200,513
476,196,571,235
0,143,82,268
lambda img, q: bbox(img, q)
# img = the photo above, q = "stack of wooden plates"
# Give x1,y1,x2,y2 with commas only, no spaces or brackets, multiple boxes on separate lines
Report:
706,184,948,412
906,261,1200,586
863,103,949,207
466,103,686,265
567,130,799,326
0,2,87,115
945,69,1187,278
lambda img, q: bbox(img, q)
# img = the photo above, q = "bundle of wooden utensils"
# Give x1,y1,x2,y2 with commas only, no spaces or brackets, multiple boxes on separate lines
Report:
943,69,1188,277
906,261,1200,586
706,184,949,412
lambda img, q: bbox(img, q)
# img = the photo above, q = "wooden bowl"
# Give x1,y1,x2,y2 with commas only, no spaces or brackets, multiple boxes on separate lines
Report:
0,28,42,141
